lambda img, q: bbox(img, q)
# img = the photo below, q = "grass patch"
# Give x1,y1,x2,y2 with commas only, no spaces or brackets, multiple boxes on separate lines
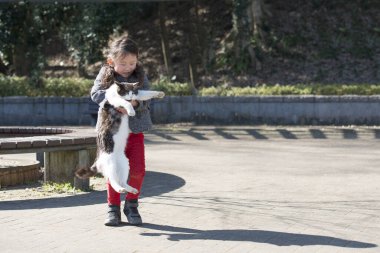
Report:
42,182,82,194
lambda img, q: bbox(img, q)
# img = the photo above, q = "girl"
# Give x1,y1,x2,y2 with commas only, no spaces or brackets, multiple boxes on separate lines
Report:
91,35,151,226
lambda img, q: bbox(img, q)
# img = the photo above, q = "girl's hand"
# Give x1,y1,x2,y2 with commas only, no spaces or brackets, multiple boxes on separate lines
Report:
115,100,138,114
131,100,139,107
116,107,128,114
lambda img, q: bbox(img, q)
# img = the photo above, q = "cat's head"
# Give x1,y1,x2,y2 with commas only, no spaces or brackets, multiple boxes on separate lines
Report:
114,81,140,96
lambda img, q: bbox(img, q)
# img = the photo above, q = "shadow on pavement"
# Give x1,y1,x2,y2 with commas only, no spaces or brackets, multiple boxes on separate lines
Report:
276,129,298,139
149,127,380,141
0,171,185,210
245,129,268,139
342,129,358,139
141,223,377,248
182,129,209,140
309,129,327,139
214,128,238,139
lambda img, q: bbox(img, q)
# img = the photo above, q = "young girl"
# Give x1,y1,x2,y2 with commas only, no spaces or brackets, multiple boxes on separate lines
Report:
91,35,152,226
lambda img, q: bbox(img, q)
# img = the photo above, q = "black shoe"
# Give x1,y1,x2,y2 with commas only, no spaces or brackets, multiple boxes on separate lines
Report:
104,205,121,226
123,199,142,226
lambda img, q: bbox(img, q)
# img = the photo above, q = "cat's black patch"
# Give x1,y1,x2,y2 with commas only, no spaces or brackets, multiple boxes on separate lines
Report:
100,129,114,153
97,105,123,154
117,85,128,96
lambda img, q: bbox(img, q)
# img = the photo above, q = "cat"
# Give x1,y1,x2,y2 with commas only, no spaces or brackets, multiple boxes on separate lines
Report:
76,81,165,194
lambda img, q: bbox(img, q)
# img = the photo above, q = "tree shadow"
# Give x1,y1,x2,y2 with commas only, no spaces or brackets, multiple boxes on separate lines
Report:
342,129,358,139
309,129,327,139
276,129,298,139
147,127,380,141
152,131,180,141
245,129,268,139
0,171,185,210
141,223,377,248
214,128,238,139
181,129,209,140
374,129,380,139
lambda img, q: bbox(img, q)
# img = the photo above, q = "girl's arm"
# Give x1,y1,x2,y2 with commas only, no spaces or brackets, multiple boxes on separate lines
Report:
134,75,151,112
90,67,107,104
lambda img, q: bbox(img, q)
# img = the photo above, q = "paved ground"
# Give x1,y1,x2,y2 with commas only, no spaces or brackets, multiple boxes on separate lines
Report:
0,125,379,253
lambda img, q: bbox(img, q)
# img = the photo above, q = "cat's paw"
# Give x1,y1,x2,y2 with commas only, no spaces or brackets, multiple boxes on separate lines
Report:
128,109,136,117
118,188,138,194
130,188,139,194
118,188,128,193
157,91,165,98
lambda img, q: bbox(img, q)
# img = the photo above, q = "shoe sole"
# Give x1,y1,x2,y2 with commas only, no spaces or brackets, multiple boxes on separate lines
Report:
104,219,121,226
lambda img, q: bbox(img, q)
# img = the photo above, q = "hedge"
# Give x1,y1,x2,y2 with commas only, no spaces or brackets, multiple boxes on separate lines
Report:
199,84,380,96
0,75,379,97
0,75,93,97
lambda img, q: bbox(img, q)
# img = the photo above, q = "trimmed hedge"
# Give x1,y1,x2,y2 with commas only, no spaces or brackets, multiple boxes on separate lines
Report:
0,75,93,97
199,84,380,96
0,75,379,97
151,77,193,96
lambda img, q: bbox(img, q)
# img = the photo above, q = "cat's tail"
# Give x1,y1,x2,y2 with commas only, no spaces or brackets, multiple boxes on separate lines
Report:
75,163,98,179
108,176,139,195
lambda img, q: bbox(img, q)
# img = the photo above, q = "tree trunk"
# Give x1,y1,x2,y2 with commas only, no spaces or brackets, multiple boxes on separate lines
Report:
77,55,90,78
0,57,8,75
77,64,89,78
183,1,200,90
159,2,172,76
12,8,33,77
13,42,31,76
175,1,195,89
231,0,268,73
247,0,265,37
193,0,210,75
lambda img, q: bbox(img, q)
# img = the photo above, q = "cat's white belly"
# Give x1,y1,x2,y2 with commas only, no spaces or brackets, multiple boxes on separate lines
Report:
112,115,130,153
97,115,132,193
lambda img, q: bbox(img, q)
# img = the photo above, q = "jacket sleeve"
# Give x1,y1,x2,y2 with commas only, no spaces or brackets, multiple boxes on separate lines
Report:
90,67,106,104
134,74,151,112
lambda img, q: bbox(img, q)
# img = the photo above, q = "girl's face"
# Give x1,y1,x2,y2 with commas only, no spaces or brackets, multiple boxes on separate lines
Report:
113,53,137,78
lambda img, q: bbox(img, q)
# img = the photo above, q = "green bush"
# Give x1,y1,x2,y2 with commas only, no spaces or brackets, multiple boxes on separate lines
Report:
310,84,380,95
38,78,93,97
199,84,312,96
199,83,380,96
0,75,30,96
1,74,379,97
0,75,93,97
151,76,193,96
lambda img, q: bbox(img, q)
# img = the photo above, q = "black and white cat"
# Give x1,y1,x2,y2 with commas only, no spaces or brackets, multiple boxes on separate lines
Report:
76,81,164,194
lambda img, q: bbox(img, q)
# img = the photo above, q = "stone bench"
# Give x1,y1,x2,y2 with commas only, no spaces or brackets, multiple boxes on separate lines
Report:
0,127,97,190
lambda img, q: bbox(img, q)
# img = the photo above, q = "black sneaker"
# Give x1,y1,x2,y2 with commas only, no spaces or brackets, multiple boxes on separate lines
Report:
123,199,142,226
104,205,121,226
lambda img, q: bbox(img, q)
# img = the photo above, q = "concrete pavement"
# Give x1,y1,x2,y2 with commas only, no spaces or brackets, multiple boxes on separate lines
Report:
0,125,379,253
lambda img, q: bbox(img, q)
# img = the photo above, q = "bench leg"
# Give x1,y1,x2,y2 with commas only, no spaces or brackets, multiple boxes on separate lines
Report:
44,148,96,191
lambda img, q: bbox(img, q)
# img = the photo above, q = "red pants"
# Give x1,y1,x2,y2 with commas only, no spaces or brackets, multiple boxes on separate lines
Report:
107,133,146,206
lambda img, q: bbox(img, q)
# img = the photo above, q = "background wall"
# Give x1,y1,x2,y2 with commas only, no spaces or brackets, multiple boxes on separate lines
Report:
1,96,379,126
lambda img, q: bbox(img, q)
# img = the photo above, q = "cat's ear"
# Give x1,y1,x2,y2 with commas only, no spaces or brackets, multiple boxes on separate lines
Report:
130,82,140,87
123,82,139,90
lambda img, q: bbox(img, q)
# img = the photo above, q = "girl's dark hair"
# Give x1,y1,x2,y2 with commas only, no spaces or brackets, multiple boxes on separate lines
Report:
101,35,145,90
